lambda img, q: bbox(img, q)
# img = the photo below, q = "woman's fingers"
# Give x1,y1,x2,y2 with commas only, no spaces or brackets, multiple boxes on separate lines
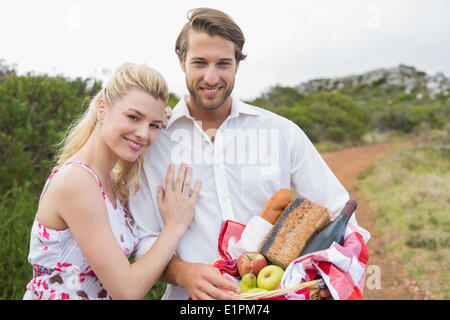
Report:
161,106,172,129
175,163,187,193
190,179,201,201
165,163,200,199
165,164,174,191
182,166,192,195
157,186,164,207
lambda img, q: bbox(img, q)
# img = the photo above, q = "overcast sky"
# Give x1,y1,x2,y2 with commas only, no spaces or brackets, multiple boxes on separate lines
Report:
1,0,449,100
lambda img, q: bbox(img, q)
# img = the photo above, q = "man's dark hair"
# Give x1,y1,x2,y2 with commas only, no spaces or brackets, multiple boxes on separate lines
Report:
175,8,247,63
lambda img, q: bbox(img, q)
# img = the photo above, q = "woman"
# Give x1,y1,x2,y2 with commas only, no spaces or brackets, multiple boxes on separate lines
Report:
23,63,201,300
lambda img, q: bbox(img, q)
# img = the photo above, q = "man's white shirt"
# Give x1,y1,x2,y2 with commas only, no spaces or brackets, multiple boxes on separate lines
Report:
129,94,352,300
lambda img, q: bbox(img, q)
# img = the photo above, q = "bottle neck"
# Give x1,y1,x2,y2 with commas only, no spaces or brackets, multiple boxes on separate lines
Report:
337,200,357,222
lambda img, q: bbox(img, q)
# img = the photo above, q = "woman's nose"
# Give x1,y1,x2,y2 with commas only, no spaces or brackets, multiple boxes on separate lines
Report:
135,123,149,141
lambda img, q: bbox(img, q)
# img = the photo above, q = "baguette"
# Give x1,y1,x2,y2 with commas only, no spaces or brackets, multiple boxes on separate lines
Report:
260,189,292,225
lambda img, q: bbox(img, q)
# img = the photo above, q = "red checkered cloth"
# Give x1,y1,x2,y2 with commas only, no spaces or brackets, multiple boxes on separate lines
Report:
215,217,370,300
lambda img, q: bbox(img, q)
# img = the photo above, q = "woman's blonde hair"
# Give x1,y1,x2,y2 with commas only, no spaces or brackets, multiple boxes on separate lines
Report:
54,63,168,207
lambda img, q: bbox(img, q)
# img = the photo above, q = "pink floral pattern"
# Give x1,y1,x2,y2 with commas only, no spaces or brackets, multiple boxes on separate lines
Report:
23,162,139,300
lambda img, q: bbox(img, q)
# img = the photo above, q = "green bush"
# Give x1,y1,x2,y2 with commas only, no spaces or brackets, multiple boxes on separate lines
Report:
0,73,102,194
252,81,450,140
251,89,369,143
0,184,38,299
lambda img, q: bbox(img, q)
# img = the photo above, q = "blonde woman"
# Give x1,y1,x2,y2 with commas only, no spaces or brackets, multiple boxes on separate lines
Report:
23,63,201,300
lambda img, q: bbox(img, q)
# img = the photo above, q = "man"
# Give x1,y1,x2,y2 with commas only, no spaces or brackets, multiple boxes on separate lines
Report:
129,8,352,300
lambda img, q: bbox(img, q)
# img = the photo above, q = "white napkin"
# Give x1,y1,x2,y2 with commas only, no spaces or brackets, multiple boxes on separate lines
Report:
228,216,273,259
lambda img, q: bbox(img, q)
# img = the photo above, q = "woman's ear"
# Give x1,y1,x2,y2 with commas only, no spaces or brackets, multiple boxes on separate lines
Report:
97,99,106,125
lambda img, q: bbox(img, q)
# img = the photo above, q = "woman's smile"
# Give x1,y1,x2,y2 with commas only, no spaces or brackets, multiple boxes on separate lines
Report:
123,136,145,152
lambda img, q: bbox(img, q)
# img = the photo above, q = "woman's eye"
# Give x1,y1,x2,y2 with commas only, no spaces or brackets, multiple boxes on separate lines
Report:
149,123,161,129
128,115,138,121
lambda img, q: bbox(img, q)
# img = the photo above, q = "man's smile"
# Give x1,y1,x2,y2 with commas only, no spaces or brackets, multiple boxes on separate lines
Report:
199,86,223,98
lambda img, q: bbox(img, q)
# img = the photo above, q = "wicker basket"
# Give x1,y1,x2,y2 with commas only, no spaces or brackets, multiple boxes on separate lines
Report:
230,279,324,300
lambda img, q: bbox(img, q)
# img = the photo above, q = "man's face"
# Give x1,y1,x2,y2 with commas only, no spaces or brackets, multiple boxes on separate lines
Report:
180,30,238,111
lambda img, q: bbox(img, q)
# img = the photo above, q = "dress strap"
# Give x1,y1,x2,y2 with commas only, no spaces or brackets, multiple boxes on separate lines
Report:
40,161,107,201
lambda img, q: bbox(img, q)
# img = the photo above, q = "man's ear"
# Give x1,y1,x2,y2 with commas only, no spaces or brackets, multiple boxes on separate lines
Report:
178,55,186,73
97,99,106,125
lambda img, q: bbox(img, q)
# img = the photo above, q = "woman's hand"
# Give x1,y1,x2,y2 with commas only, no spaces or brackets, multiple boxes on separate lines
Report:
157,163,201,234
162,106,172,129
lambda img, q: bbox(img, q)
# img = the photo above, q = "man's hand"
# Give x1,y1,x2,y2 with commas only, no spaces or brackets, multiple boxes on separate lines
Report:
319,288,333,300
179,262,241,300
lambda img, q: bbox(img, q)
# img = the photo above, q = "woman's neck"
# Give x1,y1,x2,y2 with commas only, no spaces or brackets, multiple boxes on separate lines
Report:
69,128,118,182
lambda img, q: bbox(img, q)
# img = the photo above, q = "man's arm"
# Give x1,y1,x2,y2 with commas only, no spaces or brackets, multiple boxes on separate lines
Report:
288,122,348,300
288,121,349,215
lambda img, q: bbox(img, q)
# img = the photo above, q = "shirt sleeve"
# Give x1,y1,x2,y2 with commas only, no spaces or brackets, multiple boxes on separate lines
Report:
288,120,350,216
128,166,162,261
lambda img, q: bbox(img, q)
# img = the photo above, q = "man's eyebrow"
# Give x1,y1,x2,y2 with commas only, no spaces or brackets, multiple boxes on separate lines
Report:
190,57,233,62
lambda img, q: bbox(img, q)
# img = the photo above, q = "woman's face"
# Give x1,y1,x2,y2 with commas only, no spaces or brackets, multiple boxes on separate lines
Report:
99,87,166,162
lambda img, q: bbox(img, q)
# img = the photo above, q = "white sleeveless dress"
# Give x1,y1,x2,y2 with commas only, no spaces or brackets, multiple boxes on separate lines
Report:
23,161,139,300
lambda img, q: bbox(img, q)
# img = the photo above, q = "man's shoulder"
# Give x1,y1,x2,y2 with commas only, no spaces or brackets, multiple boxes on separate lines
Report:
239,100,295,127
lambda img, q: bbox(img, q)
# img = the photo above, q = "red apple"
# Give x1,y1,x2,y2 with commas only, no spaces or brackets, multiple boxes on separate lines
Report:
236,252,268,278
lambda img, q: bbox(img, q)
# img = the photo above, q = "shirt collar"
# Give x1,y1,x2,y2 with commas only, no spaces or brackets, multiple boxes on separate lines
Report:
230,93,260,118
166,93,260,129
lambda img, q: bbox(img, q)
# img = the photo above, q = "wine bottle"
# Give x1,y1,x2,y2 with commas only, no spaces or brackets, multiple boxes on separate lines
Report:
300,200,357,256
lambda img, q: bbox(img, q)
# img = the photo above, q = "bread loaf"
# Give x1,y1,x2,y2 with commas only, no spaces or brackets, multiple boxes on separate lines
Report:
260,189,292,225
259,198,330,269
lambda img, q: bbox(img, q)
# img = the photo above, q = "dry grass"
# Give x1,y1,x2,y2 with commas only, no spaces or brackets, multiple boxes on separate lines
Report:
359,130,450,299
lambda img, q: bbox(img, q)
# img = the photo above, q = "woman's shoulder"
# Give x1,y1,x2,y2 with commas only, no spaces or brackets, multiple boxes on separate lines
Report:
37,164,107,230
46,165,104,206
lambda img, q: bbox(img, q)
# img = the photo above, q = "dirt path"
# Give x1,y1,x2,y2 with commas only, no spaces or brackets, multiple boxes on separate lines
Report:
322,144,426,300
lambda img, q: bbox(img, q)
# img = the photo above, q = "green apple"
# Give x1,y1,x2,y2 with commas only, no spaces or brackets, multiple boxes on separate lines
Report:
238,273,257,293
256,265,284,291
247,288,268,293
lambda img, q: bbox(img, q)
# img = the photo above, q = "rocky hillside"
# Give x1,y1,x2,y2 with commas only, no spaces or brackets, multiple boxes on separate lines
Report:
295,64,450,100
250,64,449,143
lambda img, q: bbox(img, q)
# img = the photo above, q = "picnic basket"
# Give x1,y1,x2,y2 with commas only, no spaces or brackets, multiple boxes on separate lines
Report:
217,220,327,300
230,279,325,300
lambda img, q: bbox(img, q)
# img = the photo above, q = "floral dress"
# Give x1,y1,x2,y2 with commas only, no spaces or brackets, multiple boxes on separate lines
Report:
23,161,139,300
